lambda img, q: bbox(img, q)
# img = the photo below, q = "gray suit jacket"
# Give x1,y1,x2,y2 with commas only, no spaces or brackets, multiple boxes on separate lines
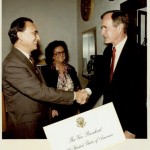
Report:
2,48,74,139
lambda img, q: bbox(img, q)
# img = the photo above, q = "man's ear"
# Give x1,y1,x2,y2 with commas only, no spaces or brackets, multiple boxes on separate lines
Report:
117,23,124,33
17,31,23,41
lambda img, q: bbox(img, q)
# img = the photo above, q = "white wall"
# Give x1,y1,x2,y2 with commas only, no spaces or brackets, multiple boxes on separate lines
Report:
2,0,78,69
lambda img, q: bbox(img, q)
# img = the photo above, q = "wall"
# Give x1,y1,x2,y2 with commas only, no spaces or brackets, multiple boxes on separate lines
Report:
2,0,78,69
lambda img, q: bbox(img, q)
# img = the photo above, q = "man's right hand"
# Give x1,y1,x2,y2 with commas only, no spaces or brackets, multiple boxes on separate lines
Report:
75,90,89,105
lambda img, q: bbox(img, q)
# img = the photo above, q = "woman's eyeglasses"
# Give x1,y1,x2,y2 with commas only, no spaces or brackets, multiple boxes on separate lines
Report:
54,52,65,56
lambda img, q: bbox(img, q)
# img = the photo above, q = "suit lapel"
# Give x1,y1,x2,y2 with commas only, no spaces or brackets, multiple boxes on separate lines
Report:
14,48,43,82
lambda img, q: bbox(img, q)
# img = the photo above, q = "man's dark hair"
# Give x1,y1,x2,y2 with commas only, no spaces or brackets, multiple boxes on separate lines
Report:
101,10,129,33
8,17,33,44
45,40,69,65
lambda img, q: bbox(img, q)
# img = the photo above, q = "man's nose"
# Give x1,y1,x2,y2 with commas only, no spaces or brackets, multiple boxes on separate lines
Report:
36,34,40,40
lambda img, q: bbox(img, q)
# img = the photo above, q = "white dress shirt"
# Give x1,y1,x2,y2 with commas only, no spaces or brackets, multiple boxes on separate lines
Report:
113,36,127,71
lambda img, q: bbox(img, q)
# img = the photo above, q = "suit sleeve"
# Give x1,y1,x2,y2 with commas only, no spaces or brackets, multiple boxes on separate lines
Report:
2,60,74,105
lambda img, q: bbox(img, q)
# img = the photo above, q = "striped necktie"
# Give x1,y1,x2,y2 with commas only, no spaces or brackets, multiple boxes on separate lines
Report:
29,55,35,65
29,55,38,73
29,55,42,81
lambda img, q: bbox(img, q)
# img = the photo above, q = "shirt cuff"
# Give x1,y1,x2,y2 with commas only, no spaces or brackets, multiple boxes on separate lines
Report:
125,130,135,136
85,88,92,96
74,92,76,100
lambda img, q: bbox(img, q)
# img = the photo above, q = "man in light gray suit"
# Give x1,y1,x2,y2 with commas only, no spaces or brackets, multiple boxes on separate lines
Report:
2,17,88,139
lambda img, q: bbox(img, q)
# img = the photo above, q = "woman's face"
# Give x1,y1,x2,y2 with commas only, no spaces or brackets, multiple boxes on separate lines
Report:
53,46,65,64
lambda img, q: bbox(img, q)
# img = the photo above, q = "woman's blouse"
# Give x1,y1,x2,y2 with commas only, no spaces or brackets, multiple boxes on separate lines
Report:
56,65,74,91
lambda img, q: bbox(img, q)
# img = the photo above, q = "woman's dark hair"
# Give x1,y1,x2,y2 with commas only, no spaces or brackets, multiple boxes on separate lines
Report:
101,10,129,34
8,17,33,44
45,40,69,65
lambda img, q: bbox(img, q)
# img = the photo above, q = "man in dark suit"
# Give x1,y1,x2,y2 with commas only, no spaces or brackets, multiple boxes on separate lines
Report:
2,17,88,139
84,10,147,138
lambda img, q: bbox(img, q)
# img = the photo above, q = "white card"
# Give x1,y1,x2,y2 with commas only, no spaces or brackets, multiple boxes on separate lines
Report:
43,102,126,150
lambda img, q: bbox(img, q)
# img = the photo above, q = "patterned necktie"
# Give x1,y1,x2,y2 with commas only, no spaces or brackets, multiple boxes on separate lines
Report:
29,55,35,65
29,55,38,72
29,55,42,81
110,47,116,82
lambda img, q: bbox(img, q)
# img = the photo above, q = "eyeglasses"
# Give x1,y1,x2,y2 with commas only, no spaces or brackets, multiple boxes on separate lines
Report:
54,52,65,56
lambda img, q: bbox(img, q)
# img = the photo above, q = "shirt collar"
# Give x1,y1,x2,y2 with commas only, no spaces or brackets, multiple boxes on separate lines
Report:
17,48,30,59
114,36,127,51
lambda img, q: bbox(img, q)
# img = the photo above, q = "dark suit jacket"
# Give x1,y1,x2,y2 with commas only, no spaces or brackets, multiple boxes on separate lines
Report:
39,64,81,122
86,38,147,138
2,48,74,139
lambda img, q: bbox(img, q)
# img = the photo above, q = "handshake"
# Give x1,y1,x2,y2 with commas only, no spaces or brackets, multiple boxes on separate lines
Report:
75,89,91,105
